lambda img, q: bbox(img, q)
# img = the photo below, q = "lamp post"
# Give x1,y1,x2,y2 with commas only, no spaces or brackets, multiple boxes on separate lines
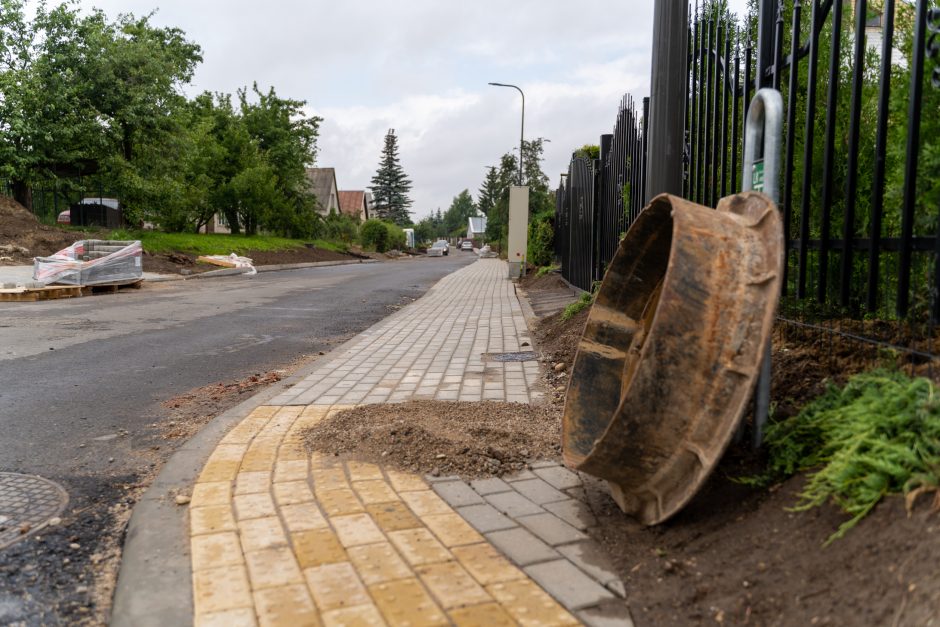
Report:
488,82,525,185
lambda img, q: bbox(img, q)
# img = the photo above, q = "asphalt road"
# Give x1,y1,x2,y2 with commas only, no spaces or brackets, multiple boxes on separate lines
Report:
0,253,474,624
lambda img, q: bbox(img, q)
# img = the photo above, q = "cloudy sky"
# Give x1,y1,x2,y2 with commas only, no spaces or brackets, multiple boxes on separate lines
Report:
78,0,750,219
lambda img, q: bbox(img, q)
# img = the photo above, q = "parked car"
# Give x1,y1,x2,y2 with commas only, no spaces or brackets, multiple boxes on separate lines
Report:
460,240,473,251
428,240,449,257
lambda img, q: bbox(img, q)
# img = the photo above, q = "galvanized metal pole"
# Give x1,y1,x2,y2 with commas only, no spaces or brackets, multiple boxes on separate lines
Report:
742,88,784,449
488,82,525,185
646,0,690,201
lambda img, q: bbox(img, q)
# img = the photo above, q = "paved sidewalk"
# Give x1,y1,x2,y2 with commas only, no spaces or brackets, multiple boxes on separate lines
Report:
184,259,633,626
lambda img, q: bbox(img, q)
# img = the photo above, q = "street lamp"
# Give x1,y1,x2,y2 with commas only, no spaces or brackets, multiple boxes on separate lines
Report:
488,82,525,185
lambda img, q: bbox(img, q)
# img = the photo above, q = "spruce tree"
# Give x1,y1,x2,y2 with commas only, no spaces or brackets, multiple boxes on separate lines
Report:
369,129,413,226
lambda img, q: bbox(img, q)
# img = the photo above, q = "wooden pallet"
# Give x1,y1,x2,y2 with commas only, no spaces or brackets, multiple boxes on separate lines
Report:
80,279,143,295
0,285,84,302
0,279,143,302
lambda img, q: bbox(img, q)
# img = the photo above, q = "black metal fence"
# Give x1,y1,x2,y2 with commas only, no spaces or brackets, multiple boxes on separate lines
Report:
556,0,940,338
555,95,649,291
2,179,114,225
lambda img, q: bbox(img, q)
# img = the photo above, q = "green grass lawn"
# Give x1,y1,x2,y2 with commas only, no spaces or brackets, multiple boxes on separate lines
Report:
110,230,347,255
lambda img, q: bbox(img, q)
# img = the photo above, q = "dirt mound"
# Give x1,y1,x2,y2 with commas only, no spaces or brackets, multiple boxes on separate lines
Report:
587,461,940,626
303,401,562,478
0,195,89,263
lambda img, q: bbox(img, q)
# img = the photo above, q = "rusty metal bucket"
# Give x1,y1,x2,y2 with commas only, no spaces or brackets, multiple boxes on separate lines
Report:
562,191,784,525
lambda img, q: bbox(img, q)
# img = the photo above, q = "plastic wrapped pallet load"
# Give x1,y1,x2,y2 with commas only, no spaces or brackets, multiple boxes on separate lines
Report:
33,240,143,286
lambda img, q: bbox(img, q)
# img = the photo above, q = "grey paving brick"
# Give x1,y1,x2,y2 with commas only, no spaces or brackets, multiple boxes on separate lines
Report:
510,478,569,505
577,600,635,627
432,480,484,507
529,459,562,469
485,527,559,566
543,499,597,531
534,465,583,490
470,477,512,495
455,504,517,533
424,474,461,483
606,579,626,598
516,512,588,546
523,559,616,611
557,542,621,587
484,490,544,518
504,469,537,482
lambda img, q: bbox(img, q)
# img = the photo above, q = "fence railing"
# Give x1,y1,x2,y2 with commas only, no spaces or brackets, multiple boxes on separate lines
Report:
556,0,940,333
2,179,114,225
556,95,648,291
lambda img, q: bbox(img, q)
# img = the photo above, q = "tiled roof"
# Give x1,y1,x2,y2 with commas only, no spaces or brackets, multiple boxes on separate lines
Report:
338,191,366,218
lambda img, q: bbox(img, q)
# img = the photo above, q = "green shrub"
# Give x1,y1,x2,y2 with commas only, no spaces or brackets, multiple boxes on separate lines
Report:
744,370,940,544
360,219,389,252
323,212,359,243
527,212,554,267
536,265,558,278
384,221,406,251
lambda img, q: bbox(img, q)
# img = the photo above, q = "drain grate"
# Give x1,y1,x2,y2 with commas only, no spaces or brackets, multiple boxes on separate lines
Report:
0,473,68,550
482,351,538,362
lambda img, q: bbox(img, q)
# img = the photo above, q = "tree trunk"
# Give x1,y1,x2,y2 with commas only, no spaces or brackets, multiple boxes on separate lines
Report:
224,209,240,234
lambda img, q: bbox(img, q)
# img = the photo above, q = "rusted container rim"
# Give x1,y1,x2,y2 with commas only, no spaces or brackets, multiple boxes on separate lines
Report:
561,192,783,525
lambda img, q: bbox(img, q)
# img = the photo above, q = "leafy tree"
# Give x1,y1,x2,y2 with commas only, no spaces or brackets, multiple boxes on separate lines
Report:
442,189,477,235
369,129,413,226
238,84,321,237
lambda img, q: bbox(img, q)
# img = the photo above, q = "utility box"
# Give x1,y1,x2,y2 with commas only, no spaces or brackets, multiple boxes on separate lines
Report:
507,185,529,279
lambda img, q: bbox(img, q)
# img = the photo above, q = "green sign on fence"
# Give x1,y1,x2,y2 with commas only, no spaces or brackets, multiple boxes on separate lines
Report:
751,159,765,193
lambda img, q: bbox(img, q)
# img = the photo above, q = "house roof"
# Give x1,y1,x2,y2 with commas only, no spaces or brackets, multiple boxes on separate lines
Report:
338,191,366,218
468,216,487,234
305,168,338,210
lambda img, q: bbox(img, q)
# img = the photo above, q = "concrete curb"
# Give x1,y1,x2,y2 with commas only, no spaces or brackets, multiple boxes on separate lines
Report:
109,328,381,627
144,258,378,283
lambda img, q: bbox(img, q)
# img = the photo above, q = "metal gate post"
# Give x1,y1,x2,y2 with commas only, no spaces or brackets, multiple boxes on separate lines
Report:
742,88,783,448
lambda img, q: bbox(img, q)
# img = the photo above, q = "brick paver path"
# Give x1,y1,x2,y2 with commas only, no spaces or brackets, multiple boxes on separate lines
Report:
268,259,541,406
187,259,631,626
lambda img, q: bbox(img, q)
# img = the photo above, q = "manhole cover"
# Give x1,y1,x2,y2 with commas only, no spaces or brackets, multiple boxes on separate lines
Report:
0,473,68,550
483,351,538,362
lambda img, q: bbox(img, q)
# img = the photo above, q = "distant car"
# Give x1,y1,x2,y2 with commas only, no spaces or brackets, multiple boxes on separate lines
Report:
428,241,449,257
460,240,473,251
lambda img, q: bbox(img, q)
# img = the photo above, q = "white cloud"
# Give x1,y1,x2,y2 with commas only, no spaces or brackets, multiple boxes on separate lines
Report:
69,0,757,219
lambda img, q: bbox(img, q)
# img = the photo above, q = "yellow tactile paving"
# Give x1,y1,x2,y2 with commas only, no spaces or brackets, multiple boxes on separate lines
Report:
448,602,517,627
369,578,449,626
238,517,288,552
320,604,386,627
253,584,321,627
292,529,347,568
195,607,258,627
352,479,400,505
191,481,232,508
189,402,580,625
416,561,492,609
346,542,412,585
191,532,244,571
304,562,371,610
422,513,484,548
450,543,526,586
272,480,314,505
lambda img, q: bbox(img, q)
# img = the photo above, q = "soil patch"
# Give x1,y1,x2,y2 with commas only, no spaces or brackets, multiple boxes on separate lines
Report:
585,463,940,626
0,196,94,264
303,401,562,478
